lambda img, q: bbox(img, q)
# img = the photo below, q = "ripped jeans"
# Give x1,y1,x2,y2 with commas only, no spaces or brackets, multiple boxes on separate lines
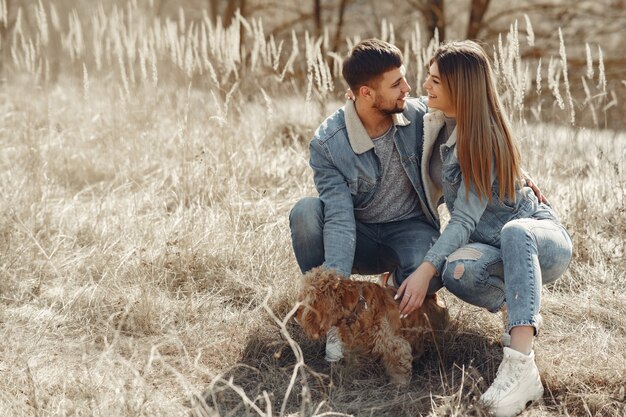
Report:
441,209,572,334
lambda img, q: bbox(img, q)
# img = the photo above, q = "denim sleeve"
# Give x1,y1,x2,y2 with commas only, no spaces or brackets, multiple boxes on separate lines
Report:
309,139,356,277
423,169,491,272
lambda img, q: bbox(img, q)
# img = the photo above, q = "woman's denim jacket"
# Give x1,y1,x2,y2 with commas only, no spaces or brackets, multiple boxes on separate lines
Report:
309,99,439,276
420,110,540,272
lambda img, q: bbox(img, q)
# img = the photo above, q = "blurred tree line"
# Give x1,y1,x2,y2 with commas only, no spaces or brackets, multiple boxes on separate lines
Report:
158,0,625,73
2,0,624,79
1,0,624,125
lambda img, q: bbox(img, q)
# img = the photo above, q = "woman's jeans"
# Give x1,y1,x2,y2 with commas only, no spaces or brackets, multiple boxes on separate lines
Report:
441,207,573,334
289,197,443,292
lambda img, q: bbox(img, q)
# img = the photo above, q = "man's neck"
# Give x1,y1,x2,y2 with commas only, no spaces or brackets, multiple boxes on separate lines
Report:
354,99,394,138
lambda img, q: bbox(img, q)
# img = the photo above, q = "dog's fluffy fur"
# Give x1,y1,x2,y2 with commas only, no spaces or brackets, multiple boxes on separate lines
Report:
295,267,449,385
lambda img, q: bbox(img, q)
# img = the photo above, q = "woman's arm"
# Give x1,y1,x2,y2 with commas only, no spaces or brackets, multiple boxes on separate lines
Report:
397,165,492,316
423,175,490,271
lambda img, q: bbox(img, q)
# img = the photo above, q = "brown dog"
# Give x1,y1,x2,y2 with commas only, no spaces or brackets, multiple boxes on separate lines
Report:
295,267,449,385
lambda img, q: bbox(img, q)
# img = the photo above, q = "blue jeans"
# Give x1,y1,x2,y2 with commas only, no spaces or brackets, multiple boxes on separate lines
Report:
441,208,572,334
289,197,442,292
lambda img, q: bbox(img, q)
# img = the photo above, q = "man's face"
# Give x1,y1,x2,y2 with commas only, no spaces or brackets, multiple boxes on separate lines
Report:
371,65,411,115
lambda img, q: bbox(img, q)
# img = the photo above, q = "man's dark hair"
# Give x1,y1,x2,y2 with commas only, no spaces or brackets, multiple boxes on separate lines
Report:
342,39,403,91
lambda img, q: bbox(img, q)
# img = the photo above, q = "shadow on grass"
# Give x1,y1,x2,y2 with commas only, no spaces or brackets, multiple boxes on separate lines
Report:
200,317,508,417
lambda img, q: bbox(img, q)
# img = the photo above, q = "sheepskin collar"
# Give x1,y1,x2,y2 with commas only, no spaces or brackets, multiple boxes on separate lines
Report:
344,99,411,154
421,109,458,218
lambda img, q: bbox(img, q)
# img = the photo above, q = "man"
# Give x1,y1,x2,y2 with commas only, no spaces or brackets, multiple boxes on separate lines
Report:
289,39,442,361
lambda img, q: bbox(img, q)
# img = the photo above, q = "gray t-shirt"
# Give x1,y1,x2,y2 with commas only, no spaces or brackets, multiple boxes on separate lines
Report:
429,116,457,190
355,126,423,223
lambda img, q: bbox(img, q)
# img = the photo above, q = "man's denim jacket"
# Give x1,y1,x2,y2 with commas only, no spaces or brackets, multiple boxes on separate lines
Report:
420,110,540,272
309,99,439,276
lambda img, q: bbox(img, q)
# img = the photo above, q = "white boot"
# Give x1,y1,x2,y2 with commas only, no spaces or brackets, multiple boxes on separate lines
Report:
479,347,544,417
324,326,344,362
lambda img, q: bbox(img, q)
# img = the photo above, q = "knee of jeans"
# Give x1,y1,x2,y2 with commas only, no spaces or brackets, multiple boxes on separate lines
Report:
541,259,570,285
501,220,534,249
441,246,485,290
290,197,323,231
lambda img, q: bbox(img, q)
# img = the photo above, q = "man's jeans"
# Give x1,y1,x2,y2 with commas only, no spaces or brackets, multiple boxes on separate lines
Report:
289,197,442,292
441,213,572,334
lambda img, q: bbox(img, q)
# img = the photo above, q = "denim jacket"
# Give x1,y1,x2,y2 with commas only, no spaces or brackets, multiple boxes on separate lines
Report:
309,99,439,276
421,110,539,272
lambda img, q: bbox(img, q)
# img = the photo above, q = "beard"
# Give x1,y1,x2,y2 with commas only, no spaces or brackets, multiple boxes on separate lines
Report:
373,95,406,115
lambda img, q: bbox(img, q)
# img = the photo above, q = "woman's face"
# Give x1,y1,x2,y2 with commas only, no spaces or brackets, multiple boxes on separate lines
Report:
423,61,456,117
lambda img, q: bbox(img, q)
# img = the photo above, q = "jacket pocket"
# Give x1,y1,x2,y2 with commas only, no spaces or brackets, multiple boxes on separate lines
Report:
442,163,462,185
348,177,377,207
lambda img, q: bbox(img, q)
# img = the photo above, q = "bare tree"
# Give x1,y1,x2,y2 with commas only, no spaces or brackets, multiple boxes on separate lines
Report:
223,0,246,26
467,0,490,39
209,0,218,24
205,0,246,25
332,0,349,51
313,0,321,37
408,0,446,40
407,0,492,41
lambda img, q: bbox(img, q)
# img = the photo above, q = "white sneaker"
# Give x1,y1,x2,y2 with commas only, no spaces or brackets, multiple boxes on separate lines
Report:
325,326,344,362
479,348,544,417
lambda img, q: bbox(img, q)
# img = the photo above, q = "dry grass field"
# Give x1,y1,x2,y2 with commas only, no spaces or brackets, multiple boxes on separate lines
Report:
0,2,625,416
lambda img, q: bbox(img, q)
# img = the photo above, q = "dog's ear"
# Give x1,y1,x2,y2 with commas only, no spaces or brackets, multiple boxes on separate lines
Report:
338,281,360,311
297,283,339,340
428,293,448,309
297,296,324,340
297,268,353,340
294,301,305,324
422,293,450,332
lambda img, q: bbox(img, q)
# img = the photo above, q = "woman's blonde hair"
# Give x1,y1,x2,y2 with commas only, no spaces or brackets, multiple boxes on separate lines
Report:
432,40,522,201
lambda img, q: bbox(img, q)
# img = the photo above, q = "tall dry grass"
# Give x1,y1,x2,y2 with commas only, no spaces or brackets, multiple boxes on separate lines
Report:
0,2,624,416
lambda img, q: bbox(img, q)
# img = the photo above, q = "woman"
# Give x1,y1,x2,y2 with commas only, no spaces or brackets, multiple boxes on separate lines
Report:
395,40,573,417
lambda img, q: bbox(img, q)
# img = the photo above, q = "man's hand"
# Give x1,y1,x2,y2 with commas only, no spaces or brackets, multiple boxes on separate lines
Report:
395,262,437,318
